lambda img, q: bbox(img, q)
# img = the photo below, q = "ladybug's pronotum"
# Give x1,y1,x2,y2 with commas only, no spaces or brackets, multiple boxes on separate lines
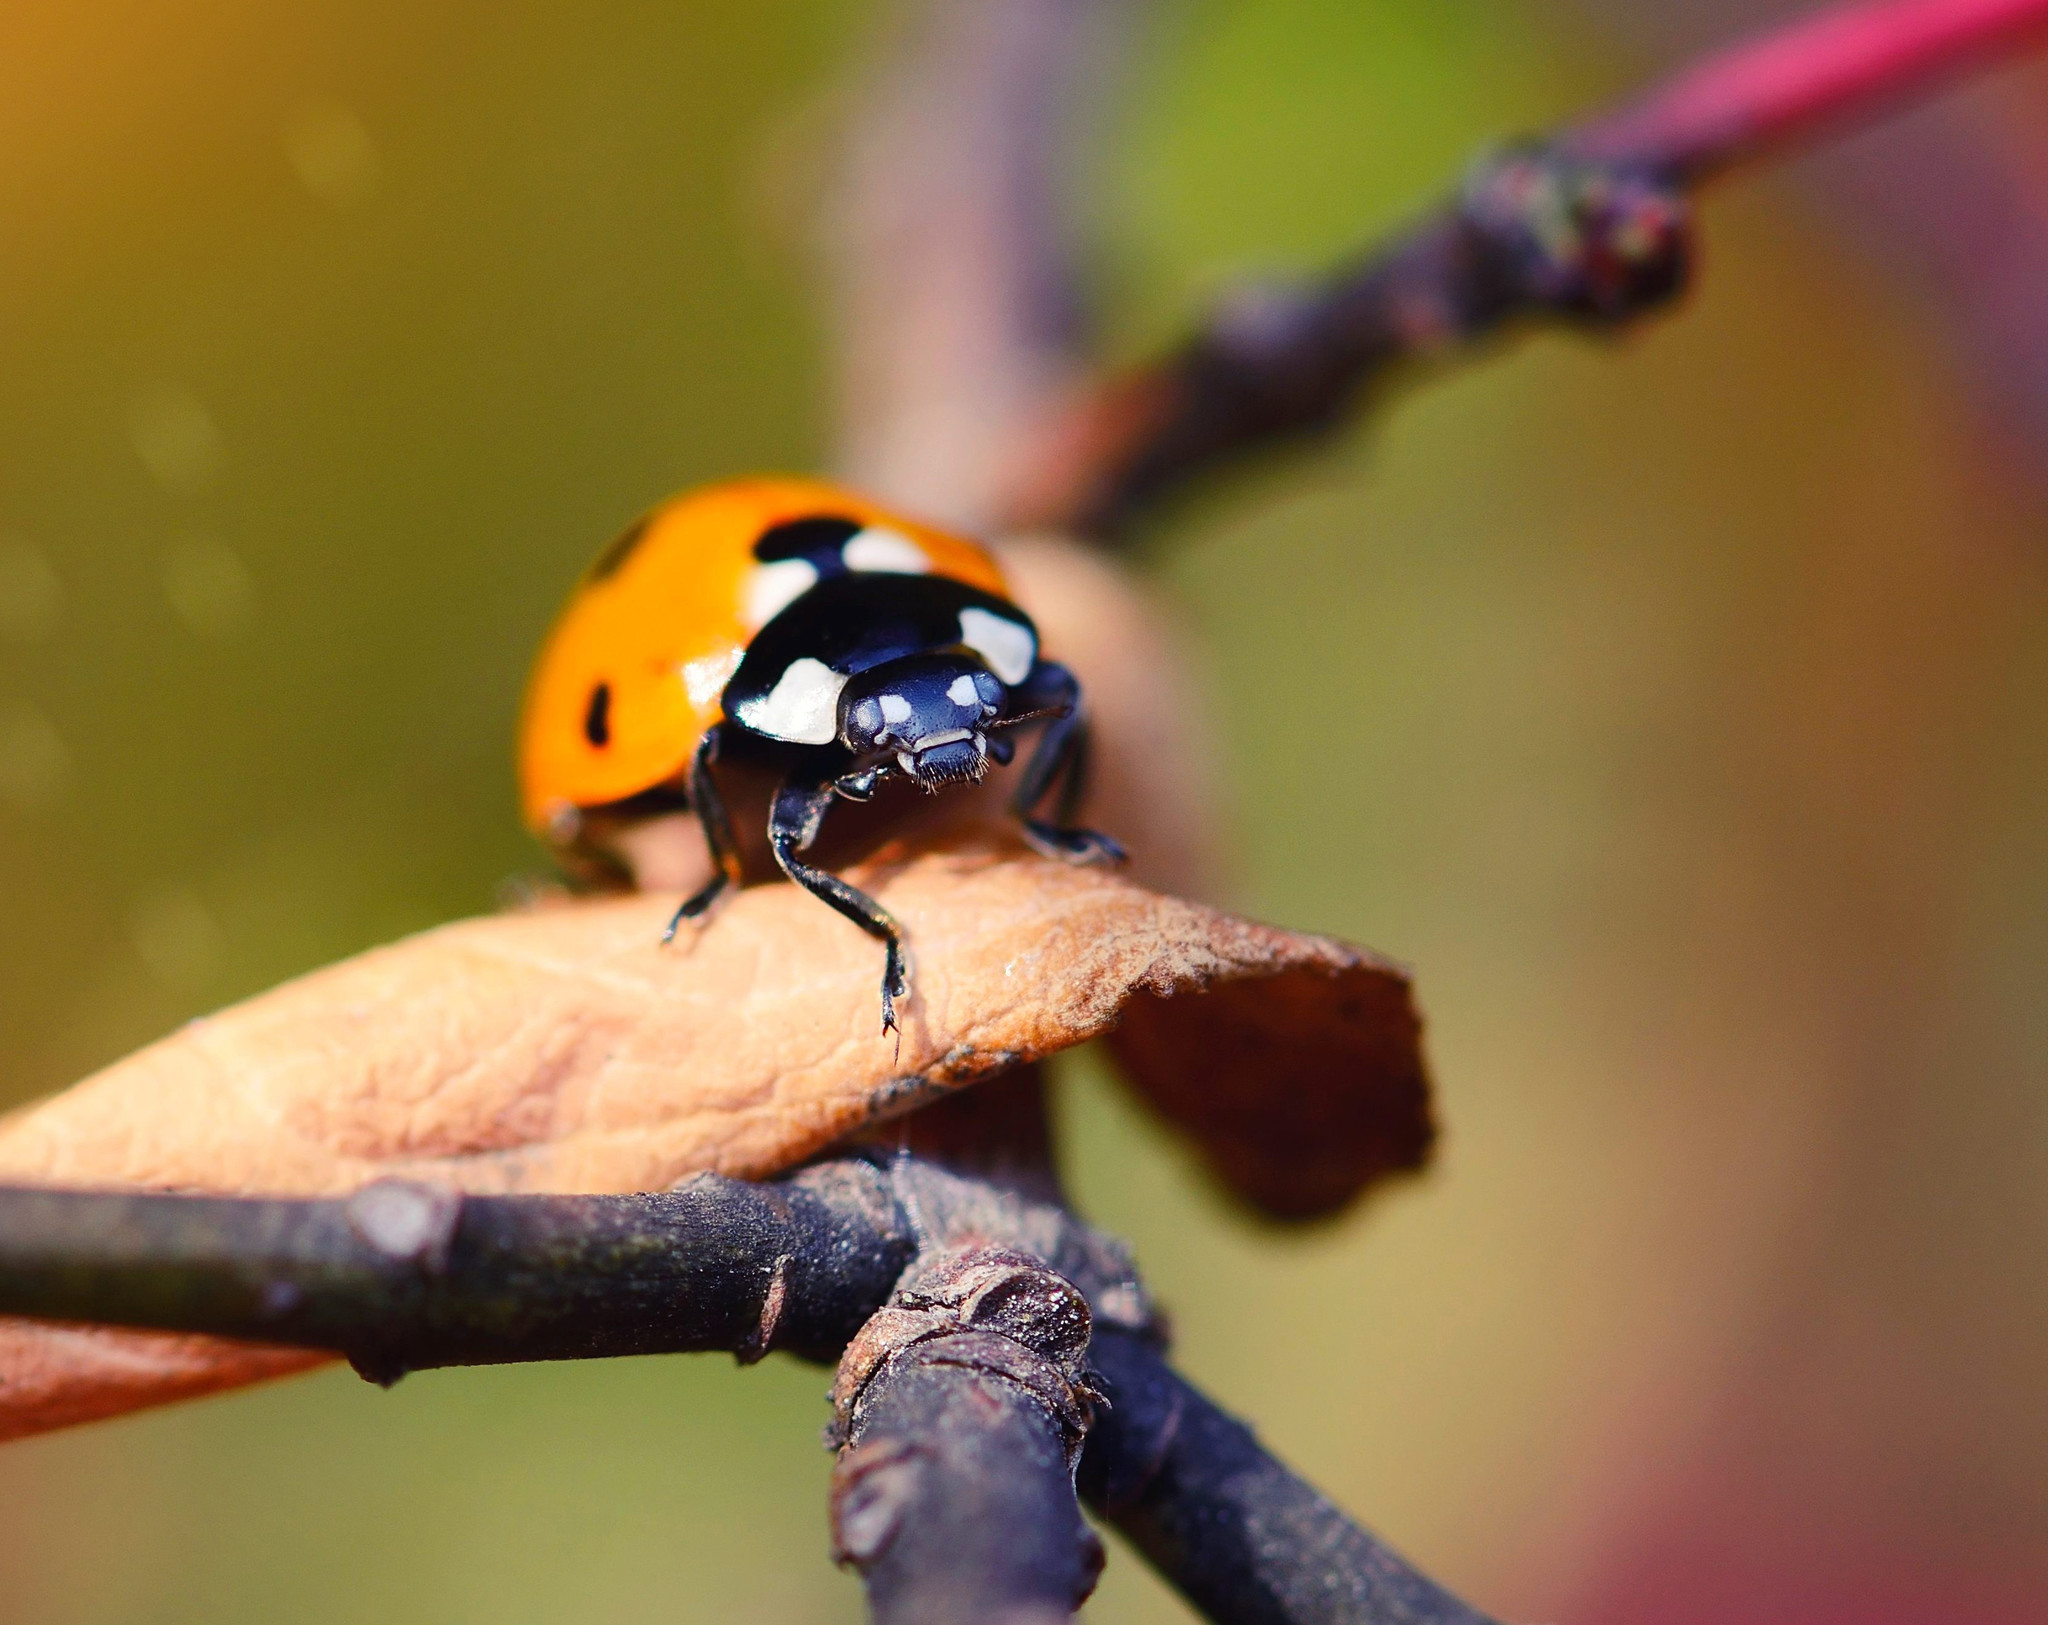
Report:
518,476,1125,1033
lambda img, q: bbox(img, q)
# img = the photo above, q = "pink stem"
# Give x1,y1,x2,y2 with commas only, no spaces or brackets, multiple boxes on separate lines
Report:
1568,0,2048,180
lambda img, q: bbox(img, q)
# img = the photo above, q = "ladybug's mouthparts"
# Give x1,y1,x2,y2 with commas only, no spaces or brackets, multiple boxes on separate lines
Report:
897,732,988,788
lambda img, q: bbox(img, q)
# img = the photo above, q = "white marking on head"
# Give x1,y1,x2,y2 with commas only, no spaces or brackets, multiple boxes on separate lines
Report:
842,527,929,575
681,647,745,709
742,558,818,629
916,728,973,749
879,693,913,725
733,656,845,744
957,607,1035,685
946,673,981,707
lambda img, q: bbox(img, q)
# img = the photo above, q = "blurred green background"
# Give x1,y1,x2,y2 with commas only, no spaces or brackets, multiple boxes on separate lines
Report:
4,2,2048,1621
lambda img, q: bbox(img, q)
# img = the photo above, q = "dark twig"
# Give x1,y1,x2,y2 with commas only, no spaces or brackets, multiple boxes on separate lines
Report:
1081,1328,1498,1625
0,1159,1499,1625
0,1158,1149,1378
993,0,2048,536
997,144,1694,536
828,1245,1107,1624
0,1164,917,1382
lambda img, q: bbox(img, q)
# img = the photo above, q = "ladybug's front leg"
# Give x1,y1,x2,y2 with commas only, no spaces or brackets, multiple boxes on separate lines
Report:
661,726,742,944
1006,662,1126,867
767,774,911,1037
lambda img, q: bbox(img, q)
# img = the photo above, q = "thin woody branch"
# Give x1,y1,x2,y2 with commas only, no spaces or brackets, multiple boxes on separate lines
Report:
995,0,2048,536
829,1245,1107,1624
996,144,1694,536
0,1158,1495,1625
0,1155,1155,1380
0,1163,917,1382
1082,1329,1500,1625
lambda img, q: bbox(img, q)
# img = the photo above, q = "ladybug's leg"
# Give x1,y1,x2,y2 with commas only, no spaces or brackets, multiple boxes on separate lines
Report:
661,727,742,943
1007,662,1126,866
767,774,911,1036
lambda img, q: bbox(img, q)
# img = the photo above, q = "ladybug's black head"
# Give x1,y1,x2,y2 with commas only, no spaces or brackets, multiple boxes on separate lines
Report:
839,653,1006,788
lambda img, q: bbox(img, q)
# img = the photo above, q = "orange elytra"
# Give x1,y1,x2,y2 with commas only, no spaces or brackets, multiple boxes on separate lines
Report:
517,474,1124,1033
518,476,1011,837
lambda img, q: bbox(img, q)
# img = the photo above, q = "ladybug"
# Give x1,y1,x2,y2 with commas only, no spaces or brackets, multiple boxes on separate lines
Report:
519,475,1124,1034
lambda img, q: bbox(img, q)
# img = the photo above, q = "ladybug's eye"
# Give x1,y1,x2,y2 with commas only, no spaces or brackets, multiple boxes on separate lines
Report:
583,682,611,747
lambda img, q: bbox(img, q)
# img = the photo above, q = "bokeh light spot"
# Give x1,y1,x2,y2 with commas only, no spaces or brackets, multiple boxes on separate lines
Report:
127,884,225,991
161,535,256,638
0,539,62,642
0,701,70,810
284,99,381,209
128,386,226,494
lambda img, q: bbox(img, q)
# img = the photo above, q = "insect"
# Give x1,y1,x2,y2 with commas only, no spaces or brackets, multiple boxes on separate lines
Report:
518,475,1124,1033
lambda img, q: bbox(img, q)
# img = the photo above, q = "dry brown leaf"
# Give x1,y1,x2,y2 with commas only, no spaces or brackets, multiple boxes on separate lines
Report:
1109,967,1434,1222
0,1323,324,1441
0,835,1389,1195
0,834,1429,1441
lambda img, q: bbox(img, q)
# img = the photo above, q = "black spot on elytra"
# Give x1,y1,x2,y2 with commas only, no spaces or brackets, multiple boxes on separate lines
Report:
583,683,611,747
753,514,862,564
586,515,653,581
